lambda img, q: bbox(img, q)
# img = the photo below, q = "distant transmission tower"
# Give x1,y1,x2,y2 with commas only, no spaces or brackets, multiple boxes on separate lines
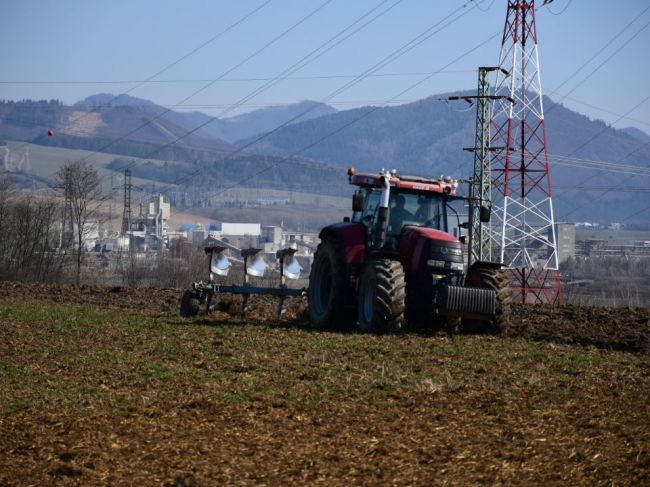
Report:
108,172,114,236
490,0,563,304
121,168,132,235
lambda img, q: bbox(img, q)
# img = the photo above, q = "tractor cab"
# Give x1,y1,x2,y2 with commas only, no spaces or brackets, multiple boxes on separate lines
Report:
353,186,449,243
349,168,458,251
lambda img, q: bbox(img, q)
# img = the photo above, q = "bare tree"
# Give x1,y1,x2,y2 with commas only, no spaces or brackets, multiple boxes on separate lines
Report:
0,176,66,282
0,174,13,243
56,161,101,284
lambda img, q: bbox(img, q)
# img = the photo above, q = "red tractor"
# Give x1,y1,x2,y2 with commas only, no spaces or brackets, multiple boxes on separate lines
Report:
308,168,511,332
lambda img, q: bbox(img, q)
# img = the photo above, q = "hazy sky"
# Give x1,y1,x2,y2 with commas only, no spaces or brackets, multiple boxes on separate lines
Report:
1,0,649,133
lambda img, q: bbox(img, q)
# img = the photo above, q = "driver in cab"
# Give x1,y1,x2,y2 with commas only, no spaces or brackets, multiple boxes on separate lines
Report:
388,194,413,234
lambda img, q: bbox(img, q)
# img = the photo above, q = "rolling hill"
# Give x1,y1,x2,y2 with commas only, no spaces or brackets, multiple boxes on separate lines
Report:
0,98,235,154
1,93,648,223
74,94,337,144
237,92,650,224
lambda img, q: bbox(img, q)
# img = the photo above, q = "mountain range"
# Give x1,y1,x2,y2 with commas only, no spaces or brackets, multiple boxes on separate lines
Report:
0,93,648,223
74,94,338,144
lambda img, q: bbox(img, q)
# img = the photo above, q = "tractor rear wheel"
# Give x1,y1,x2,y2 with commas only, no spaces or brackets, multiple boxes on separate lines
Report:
308,238,354,329
180,289,200,317
357,259,406,333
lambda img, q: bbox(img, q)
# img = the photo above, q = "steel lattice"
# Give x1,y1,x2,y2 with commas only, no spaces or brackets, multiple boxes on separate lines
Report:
490,0,563,304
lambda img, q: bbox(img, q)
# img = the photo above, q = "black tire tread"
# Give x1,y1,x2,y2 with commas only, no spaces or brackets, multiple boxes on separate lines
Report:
478,268,511,333
358,259,406,333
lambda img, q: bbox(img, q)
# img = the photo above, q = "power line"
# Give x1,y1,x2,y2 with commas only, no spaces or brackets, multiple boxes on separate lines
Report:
76,0,650,179
554,186,650,192
546,4,650,99
545,0,573,16
0,69,479,85
557,139,650,220
552,94,650,220
85,0,491,225
2,0,408,180
563,95,650,158
548,20,650,109
538,6,650,222
58,0,275,143
126,0,274,91
37,0,335,185
473,0,496,13
188,0,406,121
39,1,650,227
2,1,274,173
549,159,650,177
144,7,500,208
548,153,650,173
555,94,650,130
548,160,650,177
621,204,650,222
81,0,420,218
121,0,490,197
4,92,648,128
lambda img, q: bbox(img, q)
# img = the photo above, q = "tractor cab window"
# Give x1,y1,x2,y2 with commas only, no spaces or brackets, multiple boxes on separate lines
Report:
353,189,381,225
353,189,447,236
354,190,382,245
387,192,447,235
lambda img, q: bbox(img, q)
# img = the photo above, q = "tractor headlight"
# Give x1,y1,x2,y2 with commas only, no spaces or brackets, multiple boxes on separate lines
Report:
427,259,446,268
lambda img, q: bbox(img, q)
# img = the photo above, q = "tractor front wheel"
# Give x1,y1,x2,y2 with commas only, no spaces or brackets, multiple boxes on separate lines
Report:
357,259,406,333
465,268,512,333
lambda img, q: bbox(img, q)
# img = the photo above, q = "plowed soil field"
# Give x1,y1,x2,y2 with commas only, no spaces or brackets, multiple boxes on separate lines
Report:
0,281,648,486
1,281,647,352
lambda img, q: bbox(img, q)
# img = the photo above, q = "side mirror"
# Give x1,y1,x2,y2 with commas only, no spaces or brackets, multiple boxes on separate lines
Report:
479,204,492,223
352,190,365,212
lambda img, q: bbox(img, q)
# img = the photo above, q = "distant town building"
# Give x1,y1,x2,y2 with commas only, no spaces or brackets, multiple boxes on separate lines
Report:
262,226,283,246
554,223,576,263
192,223,207,247
211,222,261,237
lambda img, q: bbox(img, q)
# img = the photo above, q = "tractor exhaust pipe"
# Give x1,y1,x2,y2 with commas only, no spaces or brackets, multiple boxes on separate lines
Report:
373,169,391,249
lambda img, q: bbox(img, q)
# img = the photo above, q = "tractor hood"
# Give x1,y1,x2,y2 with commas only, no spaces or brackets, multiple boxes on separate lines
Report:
402,226,457,243
399,226,462,275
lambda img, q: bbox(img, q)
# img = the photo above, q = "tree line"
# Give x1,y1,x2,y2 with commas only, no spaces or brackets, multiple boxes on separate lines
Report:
0,161,211,288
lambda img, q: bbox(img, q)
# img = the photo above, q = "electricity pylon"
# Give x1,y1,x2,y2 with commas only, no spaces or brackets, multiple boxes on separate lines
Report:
490,0,563,304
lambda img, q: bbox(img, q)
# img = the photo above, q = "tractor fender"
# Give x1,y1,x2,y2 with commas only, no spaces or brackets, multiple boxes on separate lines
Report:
399,226,458,274
465,261,504,287
318,222,366,289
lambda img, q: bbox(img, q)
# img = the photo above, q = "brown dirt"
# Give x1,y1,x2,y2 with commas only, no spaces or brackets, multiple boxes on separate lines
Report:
0,280,649,485
507,303,650,353
0,281,647,352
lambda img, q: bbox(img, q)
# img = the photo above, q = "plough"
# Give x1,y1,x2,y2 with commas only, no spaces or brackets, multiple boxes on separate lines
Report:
179,241,305,319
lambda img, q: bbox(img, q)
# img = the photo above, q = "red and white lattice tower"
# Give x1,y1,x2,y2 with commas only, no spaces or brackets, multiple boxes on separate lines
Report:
490,0,563,304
